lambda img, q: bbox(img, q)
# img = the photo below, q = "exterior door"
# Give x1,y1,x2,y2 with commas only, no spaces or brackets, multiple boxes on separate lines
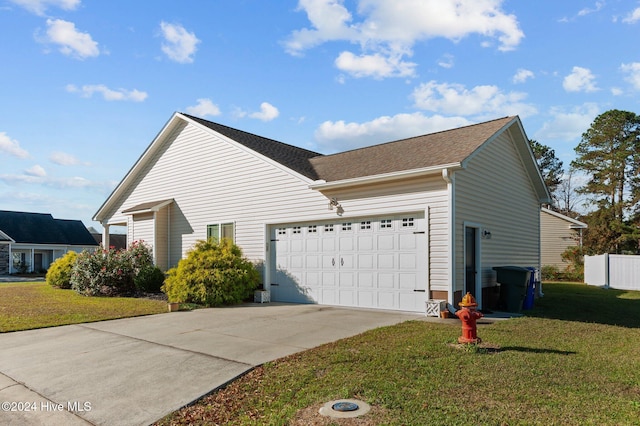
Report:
464,226,480,303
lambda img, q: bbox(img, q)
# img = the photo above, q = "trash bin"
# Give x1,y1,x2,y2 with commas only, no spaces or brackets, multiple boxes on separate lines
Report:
522,267,536,310
493,266,531,313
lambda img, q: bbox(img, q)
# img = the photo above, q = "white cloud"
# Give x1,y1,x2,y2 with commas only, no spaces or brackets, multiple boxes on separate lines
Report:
0,173,108,190
249,102,280,122
437,54,454,69
623,7,640,23
334,50,416,78
285,0,523,79
578,1,605,17
563,66,598,92
535,103,600,141
25,165,46,177
42,19,99,59
50,151,88,166
66,84,147,102
513,68,534,84
0,132,30,159
159,22,200,64
9,0,79,16
185,98,221,118
411,80,537,118
621,62,640,90
611,87,623,96
314,112,471,152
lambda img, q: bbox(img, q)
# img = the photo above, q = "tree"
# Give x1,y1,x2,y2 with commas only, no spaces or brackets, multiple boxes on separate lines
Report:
571,109,640,253
529,139,564,200
554,167,586,218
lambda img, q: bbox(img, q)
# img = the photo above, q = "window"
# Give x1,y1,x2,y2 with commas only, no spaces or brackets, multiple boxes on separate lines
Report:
292,226,302,234
324,224,334,232
402,217,415,227
308,225,317,233
341,223,352,231
360,221,372,230
207,222,235,242
380,219,392,229
277,228,287,236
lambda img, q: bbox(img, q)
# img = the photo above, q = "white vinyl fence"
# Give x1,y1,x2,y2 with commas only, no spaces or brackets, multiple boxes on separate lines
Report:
584,254,640,291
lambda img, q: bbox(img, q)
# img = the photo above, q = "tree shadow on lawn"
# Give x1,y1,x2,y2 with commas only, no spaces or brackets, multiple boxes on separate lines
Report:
525,282,640,328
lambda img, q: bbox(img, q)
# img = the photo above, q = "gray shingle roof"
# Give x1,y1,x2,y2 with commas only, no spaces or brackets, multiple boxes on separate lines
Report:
182,113,323,180
0,211,98,246
183,114,515,183
309,116,515,182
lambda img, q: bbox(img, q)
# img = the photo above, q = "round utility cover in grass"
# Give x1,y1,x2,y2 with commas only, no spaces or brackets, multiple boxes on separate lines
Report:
319,399,371,418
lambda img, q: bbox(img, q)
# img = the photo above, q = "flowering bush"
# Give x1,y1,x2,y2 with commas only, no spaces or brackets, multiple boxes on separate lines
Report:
46,251,77,289
71,241,155,297
162,239,260,306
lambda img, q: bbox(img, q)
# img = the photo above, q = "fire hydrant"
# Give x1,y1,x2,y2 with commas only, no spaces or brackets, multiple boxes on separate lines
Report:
455,292,483,344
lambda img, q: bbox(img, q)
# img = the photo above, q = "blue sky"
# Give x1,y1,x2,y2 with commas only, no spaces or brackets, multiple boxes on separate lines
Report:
1,0,639,229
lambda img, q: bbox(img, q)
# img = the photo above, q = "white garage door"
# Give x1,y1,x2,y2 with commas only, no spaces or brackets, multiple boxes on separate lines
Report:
270,213,427,312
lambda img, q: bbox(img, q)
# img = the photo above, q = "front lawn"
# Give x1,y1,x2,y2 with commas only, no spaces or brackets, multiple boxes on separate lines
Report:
0,281,167,332
157,282,640,425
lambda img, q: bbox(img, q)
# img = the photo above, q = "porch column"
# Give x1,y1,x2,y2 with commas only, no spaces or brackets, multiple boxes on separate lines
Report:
102,224,110,249
8,243,12,274
30,248,34,273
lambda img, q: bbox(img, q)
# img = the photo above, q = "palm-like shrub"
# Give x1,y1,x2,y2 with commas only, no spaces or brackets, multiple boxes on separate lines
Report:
162,239,260,306
46,251,78,289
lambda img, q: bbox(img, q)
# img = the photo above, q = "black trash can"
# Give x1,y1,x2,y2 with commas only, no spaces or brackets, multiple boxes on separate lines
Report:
493,266,532,313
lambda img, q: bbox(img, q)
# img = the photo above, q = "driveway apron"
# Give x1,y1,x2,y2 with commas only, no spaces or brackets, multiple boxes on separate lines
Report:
0,303,421,425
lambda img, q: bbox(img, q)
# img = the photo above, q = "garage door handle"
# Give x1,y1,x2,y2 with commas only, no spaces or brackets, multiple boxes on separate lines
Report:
413,231,425,234
332,258,335,266
341,258,344,266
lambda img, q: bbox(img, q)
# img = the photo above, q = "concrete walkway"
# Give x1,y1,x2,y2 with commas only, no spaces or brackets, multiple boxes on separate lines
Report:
0,303,423,426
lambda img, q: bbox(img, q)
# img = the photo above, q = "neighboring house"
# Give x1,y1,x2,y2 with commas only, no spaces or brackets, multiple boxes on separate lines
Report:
93,113,550,312
540,207,587,270
88,227,127,250
0,211,98,275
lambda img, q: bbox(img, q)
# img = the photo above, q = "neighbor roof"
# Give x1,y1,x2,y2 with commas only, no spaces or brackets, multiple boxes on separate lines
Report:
0,211,98,246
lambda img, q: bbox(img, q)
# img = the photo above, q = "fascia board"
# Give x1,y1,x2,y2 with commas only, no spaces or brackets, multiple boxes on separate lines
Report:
93,112,184,222
309,163,462,190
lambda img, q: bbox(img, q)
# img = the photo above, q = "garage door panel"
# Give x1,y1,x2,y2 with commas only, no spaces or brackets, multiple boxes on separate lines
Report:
378,254,395,269
271,213,427,312
378,273,395,289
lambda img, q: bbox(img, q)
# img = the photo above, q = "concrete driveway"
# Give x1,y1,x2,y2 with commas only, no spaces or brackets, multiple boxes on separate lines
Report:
0,303,423,426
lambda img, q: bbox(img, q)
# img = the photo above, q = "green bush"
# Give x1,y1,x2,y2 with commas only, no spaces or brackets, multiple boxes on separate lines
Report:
46,251,78,289
162,239,260,306
135,266,166,293
541,265,561,281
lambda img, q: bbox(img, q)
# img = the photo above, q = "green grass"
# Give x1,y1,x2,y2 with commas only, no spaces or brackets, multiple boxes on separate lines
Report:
157,282,640,425
0,281,168,332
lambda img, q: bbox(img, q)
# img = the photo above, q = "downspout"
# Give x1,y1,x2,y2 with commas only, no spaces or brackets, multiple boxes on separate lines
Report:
442,168,455,305
8,243,12,274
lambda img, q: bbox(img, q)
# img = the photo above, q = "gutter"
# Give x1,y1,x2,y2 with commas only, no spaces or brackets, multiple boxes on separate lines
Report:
309,163,463,190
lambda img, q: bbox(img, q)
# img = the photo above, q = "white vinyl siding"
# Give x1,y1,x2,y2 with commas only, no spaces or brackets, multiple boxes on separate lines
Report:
454,132,541,294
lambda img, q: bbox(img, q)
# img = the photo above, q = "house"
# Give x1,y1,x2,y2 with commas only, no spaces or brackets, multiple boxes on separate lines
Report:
88,227,127,250
93,113,550,312
540,207,587,270
0,211,99,275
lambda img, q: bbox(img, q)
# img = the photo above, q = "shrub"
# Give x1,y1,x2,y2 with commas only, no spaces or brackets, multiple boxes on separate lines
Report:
46,251,78,289
162,239,260,306
71,241,155,297
561,246,584,282
135,266,166,293
541,265,561,281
